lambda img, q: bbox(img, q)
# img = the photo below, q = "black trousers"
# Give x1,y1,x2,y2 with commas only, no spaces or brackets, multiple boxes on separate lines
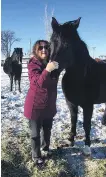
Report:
29,118,53,158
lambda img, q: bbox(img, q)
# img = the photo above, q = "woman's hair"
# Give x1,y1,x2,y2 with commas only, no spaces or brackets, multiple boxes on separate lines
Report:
32,40,50,61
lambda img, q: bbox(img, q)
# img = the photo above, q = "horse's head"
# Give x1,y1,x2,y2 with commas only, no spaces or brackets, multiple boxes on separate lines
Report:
12,48,23,64
50,17,81,72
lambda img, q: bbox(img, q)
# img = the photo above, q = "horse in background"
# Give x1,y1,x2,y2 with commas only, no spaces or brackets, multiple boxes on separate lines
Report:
3,48,23,92
95,58,106,63
50,17,106,155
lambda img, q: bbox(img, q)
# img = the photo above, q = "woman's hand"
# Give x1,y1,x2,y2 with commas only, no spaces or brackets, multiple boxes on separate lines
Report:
46,61,59,72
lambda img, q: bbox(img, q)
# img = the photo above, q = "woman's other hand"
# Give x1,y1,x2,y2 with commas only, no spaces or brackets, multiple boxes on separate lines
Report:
46,61,59,72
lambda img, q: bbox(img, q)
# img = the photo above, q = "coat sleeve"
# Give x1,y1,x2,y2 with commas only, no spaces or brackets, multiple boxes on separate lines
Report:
28,62,50,88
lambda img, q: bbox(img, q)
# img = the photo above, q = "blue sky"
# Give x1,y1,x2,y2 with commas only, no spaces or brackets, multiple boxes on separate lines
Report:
2,0,106,58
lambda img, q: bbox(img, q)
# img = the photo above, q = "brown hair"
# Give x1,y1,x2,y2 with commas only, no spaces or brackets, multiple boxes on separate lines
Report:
32,40,50,61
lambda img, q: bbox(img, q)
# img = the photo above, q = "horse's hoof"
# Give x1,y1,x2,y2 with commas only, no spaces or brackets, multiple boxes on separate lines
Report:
62,140,72,147
70,141,74,147
68,138,74,146
83,145,91,156
1,96,7,99
101,117,106,126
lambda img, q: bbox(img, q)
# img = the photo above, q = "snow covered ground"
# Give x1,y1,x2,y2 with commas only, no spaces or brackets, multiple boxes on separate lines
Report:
1,66,106,159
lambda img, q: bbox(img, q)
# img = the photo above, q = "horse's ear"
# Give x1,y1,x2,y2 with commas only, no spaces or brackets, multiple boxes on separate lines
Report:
63,17,81,29
73,17,81,29
51,17,59,32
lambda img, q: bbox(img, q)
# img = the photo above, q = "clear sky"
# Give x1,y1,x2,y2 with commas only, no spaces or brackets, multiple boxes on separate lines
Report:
2,0,106,58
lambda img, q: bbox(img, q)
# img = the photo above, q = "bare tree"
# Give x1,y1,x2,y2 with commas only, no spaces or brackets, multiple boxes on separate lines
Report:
1,30,21,58
44,5,54,41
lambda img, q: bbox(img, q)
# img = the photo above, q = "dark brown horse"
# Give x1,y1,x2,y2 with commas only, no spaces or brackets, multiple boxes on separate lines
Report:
50,17,106,155
3,48,23,92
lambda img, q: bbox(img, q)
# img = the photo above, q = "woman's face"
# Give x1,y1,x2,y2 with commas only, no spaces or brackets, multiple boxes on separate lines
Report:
35,42,49,60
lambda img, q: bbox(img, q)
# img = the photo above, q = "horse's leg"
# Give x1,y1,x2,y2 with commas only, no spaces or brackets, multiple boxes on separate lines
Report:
83,104,93,155
10,75,13,91
83,104,93,146
102,103,106,125
67,101,78,146
18,79,21,92
14,79,16,91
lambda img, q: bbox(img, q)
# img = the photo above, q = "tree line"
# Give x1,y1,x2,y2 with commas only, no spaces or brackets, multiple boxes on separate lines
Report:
1,5,54,60
1,30,21,58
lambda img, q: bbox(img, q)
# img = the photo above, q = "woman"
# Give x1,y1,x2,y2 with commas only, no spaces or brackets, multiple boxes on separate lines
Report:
24,40,59,166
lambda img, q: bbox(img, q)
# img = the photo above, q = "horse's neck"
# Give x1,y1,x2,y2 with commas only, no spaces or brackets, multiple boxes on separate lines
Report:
20,57,22,63
66,49,95,78
65,36,97,77
71,39,92,67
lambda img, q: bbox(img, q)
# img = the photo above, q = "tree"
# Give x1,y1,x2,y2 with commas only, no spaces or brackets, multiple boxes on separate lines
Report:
44,5,54,41
1,30,21,58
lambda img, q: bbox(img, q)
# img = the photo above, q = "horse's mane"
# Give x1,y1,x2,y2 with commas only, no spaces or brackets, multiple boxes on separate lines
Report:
11,50,16,58
72,30,91,61
64,29,97,78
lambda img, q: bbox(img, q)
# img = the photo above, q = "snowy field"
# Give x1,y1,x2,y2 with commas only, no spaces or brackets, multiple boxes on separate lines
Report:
1,67,106,141
1,66,106,176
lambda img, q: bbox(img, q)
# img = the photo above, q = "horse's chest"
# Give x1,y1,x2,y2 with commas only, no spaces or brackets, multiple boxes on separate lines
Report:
62,74,85,99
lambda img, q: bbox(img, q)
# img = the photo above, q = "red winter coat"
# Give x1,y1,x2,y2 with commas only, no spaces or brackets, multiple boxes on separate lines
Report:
24,57,58,119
